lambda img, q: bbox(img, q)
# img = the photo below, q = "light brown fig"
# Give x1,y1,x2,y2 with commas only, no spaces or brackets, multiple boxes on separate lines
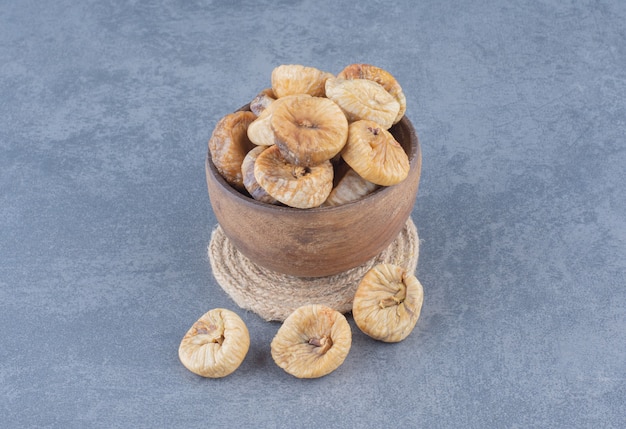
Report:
247,94,311,146
337,63,406,124
325,77,400,130
270,96,348,166
341,119,410,186
241,146,278,204
271,64,334,98
323,167,379,207
254,145,333,209
271,304,352,378
247,104,277,147
352,264,424,343
208,111,257,190
249,88,276,116
178,308,250,378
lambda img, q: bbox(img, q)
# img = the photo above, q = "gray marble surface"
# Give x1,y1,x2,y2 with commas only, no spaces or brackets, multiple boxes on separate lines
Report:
1,1,625,428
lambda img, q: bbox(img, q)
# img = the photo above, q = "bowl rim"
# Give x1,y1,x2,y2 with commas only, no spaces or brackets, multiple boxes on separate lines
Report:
206,105,421,215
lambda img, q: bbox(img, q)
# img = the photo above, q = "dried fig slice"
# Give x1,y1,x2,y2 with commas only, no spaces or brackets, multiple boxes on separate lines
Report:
254,145,333,208
352,264,424,343
249,88,276,116
178,308,250,378
337,63,406,124
341,119,410,186
208,111,257,190
271,64,334,98
247,94,311,146
323,167,379,207
325,77,400,130
270,96,348,167
241,146,278,204
271,304,352,378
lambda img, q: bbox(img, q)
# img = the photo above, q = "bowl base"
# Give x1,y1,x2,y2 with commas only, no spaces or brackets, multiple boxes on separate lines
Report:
208,218,420,321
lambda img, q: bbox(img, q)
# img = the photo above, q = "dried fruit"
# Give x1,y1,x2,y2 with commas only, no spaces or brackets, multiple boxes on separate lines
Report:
249,88,276,116
178,308,250,378
210,63,412,208
241,146,278,204
270,96,348,166
341,119,410,186
247,94,311,147
337,63,406,124
254,145,333,208
325,78,400,130
271,64,334,98
208,111,257,190
323,167,379,206
246,106,275,146
271,304,352,378
352,264,424,343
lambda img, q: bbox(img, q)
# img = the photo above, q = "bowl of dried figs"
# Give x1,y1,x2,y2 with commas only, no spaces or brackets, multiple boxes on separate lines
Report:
205,64,422,277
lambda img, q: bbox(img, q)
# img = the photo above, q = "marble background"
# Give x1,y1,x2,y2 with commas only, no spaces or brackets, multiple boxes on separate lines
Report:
1,1,625,427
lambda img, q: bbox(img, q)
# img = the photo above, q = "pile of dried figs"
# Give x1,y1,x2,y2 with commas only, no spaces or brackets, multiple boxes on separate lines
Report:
179,263,424,379
208,63,410,208
185,64,423,379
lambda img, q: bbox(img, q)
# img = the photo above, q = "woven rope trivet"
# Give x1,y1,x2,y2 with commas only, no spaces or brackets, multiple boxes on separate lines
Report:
208,218,419,321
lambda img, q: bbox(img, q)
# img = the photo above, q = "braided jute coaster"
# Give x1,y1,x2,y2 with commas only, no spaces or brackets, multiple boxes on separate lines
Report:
208,218,419,322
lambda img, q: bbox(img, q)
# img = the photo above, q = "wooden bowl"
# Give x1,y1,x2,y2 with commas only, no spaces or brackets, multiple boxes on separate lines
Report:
205,108,422,277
